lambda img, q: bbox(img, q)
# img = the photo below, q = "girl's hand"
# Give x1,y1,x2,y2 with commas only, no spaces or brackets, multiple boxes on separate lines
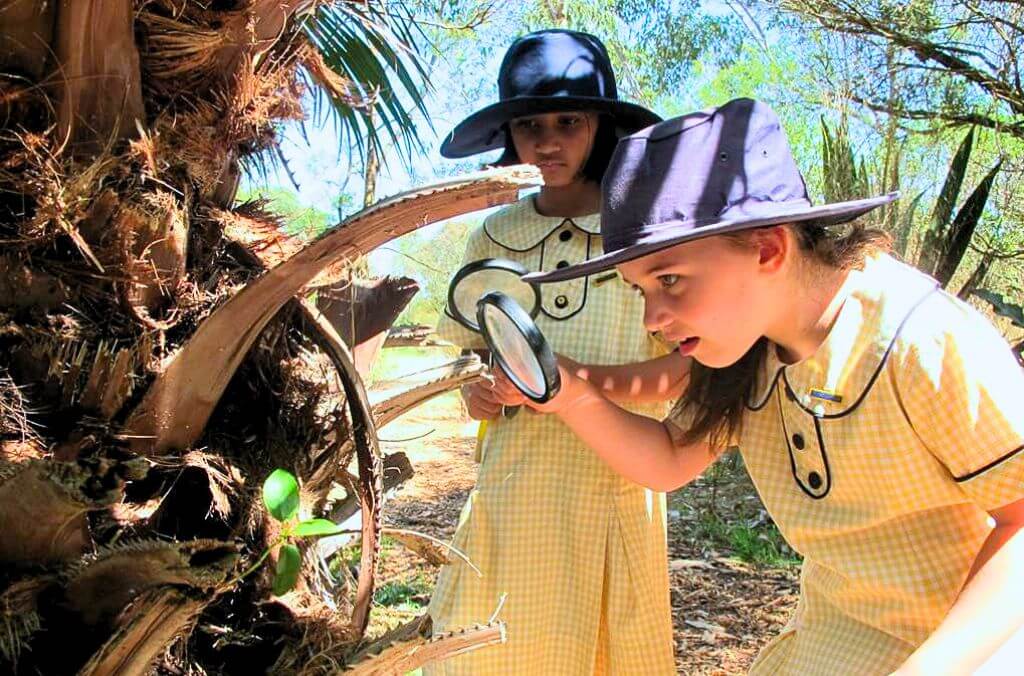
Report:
489,359,593,415
459,381,505,420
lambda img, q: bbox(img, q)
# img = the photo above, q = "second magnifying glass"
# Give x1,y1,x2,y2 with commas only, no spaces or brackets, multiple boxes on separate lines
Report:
446,258,545,416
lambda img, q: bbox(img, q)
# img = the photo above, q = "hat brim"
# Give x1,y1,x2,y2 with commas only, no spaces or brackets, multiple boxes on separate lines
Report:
440,96,662,158
523,193,899,284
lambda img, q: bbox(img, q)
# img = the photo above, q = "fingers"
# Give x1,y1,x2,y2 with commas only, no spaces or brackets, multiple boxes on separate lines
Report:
488,367,528,407
461,383,501,420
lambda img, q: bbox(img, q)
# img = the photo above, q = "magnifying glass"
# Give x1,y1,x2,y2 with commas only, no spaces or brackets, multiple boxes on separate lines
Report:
477,292,560,404
447,258,540,332
446,259,550,414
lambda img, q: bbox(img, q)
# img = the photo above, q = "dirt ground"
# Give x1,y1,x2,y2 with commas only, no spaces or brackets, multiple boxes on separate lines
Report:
367,372,800,674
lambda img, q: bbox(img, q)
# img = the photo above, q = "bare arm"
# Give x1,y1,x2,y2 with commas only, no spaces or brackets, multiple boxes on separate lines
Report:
893,497,1024,675
489,364,715,491
562,351,690,404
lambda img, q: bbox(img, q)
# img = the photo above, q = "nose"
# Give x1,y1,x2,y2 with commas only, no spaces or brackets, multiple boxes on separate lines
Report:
533,126,561,154
643,293,673,334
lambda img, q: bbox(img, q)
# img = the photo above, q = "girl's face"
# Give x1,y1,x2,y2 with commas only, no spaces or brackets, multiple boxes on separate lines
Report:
508,111,599,187
618,231,787,368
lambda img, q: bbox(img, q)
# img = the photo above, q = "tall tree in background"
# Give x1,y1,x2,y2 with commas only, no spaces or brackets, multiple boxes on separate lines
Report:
780,0,1023,139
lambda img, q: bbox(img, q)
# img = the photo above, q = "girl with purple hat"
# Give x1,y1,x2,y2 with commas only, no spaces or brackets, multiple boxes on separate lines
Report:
426,29,689,675
491,97,1024,674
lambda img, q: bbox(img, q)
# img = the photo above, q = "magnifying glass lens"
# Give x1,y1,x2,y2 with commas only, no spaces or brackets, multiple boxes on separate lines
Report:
452,267,538,331
480,302,547,398
477,292,560,404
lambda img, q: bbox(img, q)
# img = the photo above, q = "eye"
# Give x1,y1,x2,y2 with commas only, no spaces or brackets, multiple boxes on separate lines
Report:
558,114,582,128
630,284,644,298
511,118,538,131
657,274,680,289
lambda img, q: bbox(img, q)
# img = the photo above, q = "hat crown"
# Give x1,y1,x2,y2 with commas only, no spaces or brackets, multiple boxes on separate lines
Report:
498,29,618,102
602,98,811,250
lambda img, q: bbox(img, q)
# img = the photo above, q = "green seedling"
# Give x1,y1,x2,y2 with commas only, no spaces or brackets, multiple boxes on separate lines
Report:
237,469,479,596
231,469,357,595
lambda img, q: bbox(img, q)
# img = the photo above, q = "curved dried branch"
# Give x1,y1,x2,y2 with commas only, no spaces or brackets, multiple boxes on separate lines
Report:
124,166,539,455
296,299,380,638
384,324,449,348
370,355,485,429
78,587,209,676
344,621,505,675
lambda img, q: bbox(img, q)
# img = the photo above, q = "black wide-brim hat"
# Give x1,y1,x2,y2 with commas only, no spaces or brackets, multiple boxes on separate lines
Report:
525,98,897,284
440,29,661,159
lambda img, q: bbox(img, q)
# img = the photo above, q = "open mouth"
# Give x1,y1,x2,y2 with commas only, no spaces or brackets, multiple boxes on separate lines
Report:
678,337,700,355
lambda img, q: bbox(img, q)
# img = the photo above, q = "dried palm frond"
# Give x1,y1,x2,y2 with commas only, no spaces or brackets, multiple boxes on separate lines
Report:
137,10,230,97
62,538,238,625
78,586,212,676
0,368,39,443
0,576,52,666
0,455,149,566
0,129,116,267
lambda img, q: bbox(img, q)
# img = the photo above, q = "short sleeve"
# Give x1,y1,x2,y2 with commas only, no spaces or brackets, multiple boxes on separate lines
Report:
435,226,490,351
896,296,1024,512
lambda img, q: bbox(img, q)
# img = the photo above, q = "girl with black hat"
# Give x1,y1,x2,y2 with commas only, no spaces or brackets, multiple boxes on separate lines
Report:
427,29,688,674
492,97,1024,675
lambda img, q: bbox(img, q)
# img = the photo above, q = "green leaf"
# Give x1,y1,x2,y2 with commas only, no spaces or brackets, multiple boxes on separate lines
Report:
263,469,300,522
933,159,1001,287
920,127,975,275
301,1,431,172
893,190,927,258
973,289,1024,329
272,544,302,596
293,519,346,538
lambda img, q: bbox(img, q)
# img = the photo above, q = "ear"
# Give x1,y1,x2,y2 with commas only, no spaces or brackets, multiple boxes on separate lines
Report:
752,226,790,274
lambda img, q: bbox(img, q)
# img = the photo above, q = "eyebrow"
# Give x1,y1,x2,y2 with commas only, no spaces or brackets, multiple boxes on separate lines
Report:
629,263,680,283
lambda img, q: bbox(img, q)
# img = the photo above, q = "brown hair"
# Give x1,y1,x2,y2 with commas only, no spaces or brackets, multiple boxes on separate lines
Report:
673,220,892,451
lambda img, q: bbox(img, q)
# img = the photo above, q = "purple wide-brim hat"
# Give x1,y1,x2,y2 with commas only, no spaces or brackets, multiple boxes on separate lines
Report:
524,98,897,284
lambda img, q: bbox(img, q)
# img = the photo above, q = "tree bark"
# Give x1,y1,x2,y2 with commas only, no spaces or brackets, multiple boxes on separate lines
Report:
51,0,144,155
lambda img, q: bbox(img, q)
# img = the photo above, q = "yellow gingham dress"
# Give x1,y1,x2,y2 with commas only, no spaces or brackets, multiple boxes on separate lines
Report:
670,254,1024,675
426,196,676,675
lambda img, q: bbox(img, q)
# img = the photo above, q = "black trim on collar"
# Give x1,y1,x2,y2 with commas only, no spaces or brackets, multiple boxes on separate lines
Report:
954,444,1024,483
482,216,597,252
782,286,938,420
538,233,590,321
747,365,786,411
777,392,833,500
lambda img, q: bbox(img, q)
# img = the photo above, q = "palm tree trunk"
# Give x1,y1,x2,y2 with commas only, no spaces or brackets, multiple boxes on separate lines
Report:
0,1,537,671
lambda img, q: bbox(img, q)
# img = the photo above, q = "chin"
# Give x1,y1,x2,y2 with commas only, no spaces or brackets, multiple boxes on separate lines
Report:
692,346,746,370
539,170,575,186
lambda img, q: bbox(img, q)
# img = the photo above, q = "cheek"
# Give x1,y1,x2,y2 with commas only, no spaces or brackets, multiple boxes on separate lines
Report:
510,133,534,161
685,280,755,339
